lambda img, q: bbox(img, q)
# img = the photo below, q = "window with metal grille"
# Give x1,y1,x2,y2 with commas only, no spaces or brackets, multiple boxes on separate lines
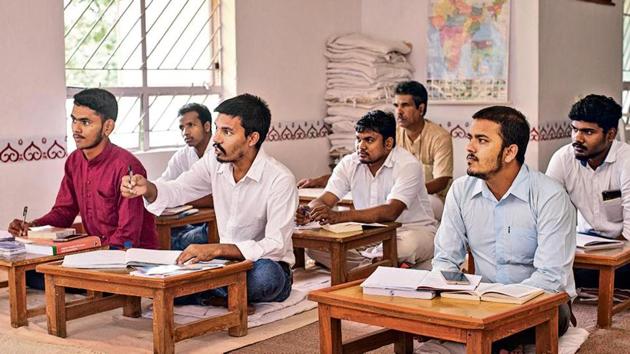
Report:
64,0,222,151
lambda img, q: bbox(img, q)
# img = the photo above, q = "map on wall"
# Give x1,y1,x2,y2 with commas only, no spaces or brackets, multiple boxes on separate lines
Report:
427,0,510,103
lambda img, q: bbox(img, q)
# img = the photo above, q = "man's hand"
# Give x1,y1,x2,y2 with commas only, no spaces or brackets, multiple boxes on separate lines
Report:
296,174,330,189
8,219,31,237
294,205,312,225
309,204,342,225
121,174,148,198
176,244,220,264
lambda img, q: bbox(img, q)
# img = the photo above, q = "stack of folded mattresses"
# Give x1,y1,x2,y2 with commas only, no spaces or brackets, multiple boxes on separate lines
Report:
324,33,414,163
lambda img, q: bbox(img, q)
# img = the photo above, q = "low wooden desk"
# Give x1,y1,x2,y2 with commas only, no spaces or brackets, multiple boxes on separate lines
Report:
574,242,630,328
292,223,400,285
309,280,568,354
36,260,252,354
298,188,354,209
155,208,219,250
0,247,103,328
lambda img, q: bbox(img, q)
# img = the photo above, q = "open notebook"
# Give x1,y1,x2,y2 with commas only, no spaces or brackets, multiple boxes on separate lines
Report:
62,249,182,268
441,283,544,304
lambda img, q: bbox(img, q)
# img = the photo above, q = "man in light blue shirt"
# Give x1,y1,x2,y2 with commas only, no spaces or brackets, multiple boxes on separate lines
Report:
433,106,576,350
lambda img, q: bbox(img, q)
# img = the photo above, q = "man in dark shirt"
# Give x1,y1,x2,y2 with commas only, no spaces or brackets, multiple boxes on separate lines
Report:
8,88,158,255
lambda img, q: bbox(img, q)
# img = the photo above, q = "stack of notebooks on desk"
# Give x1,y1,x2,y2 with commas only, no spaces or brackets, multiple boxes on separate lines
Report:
0,240,26,257
160,205,199,218
360,266,482,299
576,232,624,251
18,235,101,255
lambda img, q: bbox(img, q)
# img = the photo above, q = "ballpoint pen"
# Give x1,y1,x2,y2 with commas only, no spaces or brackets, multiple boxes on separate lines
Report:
128,165,134,191
21,206,28,237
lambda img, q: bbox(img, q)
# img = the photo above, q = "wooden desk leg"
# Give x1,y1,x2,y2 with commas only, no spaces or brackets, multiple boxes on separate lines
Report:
228,272,248,337
466,330,491,354
330,244,346,286
318,304,341,354
535,308,558,354
152,290,175,354
293,247,305,269
394,331,414,354
598,267,615,328
123,296,142,318
157,226,171,250
45,274,67,338
8,267,27,328
208,220,219,244
382,230,398,267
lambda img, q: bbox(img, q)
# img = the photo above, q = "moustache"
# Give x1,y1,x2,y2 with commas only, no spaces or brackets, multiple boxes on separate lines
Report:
73,134,85,139
572,143,586,149
212,142,226,154
466,153,478,161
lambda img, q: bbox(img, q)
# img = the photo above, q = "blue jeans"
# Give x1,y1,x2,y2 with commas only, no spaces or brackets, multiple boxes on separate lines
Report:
170,223,208,250
175,259,292,305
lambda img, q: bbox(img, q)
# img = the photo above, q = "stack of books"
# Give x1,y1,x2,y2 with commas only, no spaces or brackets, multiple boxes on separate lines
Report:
20,236,101,256
0,241,26,257
360,266,482,299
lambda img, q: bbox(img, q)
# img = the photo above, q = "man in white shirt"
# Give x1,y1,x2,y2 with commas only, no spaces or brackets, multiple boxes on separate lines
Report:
296,110,437,269
547,94,630,288
157,103,214,250
122,94,297,305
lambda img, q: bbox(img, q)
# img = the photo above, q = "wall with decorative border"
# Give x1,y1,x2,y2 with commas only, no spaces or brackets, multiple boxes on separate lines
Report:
0,119,572,165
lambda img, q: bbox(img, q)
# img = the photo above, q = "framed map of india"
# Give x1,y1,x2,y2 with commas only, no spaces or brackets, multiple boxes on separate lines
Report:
427,0,510,103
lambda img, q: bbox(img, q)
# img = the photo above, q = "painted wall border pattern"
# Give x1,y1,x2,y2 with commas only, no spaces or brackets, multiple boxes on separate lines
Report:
0,136,67,164
0,120,570,164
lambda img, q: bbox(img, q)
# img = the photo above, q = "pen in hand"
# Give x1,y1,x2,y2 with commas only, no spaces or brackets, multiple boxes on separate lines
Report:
21,206,28,237
127,165,134,194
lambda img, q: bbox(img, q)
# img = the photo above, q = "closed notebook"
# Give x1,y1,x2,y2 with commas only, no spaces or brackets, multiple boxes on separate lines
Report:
576,233,623,251
362,287,435,300
28,226,76,240
160,205,193,216
23,236,101,256
441,283,544,304
322,222,363,233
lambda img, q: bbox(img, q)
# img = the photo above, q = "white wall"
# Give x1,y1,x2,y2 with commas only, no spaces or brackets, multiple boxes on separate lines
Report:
538,0,623,170
232,0,362,179
0,0,66,226
361,0,540,176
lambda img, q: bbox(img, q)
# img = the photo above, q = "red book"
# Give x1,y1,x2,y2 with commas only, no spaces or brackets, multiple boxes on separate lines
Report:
24,236,102,255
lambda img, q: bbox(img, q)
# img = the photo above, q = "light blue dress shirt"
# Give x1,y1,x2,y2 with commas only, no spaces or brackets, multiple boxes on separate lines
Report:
433,164,577,298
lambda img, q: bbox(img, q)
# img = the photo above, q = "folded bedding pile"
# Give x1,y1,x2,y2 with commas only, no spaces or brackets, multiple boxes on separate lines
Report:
324,33,414,159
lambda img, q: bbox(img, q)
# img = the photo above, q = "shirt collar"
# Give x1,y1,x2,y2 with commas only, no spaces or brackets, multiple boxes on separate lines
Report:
86,140,113,166
471,164,530,203
216,148,267,183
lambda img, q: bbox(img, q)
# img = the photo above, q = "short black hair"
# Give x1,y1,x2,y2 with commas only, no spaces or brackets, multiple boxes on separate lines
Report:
472,106,530,165
178,103,212,125
355,110,396,147
569,94,621,133
73,88,118,122
394,80,429,114
214,94,271,150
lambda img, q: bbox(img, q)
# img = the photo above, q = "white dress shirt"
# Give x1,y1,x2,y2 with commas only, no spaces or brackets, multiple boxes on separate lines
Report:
157,144,211,182
325,146,436,227
146,149,298,265
547,141,630,240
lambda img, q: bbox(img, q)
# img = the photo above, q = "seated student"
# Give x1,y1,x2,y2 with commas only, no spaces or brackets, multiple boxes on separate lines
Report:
432,106,575,351
157,103,214,250
122,94,296,306
296,110,437,269
547,94,630,288
297,81,453,220
8,88,158,288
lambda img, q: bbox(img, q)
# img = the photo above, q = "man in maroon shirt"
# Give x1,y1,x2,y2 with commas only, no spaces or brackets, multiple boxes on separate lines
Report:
8,88,158,252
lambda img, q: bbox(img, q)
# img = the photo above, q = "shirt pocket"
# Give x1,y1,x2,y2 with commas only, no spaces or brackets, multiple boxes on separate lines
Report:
95,189,119,228
506,227,538,265
602,198,623,223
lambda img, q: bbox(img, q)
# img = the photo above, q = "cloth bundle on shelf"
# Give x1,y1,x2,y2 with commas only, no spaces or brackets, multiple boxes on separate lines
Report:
323,33,414,159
